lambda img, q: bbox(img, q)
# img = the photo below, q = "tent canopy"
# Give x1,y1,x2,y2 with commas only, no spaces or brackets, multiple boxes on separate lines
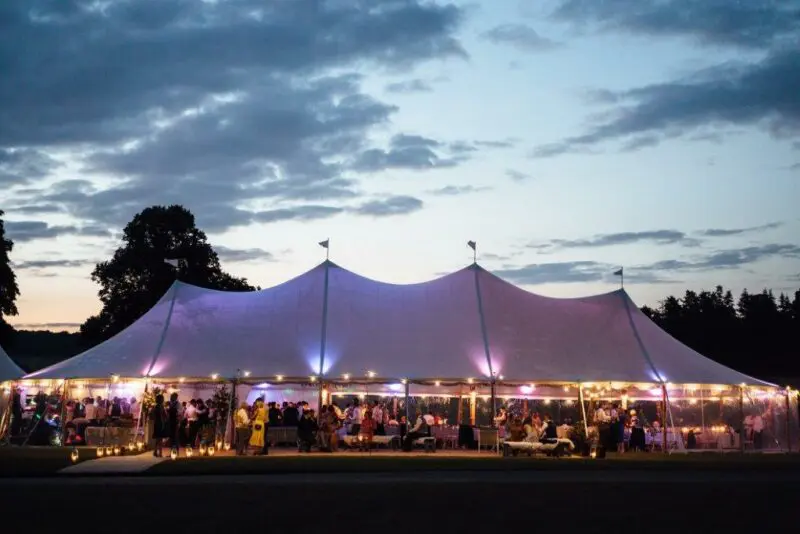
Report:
0,342,23,381
26,262,771,386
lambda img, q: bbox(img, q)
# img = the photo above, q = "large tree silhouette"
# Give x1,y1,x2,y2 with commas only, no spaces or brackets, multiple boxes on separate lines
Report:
0,210,20,346
81,205,256,345
644,286,800,379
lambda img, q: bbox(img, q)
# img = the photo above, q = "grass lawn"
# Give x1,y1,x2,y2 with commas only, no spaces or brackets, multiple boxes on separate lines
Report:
0,446,98,477
147,451,800,476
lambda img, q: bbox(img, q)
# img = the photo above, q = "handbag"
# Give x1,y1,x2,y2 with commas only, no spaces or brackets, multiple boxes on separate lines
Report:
253,423,263,431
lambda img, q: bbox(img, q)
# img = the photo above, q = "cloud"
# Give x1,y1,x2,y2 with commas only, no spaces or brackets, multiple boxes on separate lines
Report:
12,259,94,270
0,148,62,186
429,185,490,196
698,222,782,237
4,220,112,242
10,322,81,331
530,230,700,252
494,261,672,285
385,79,433,94
252,205,345,225
475,139,517,149
639,243,800,272
215,246,274,263
9,204,64,215
1,0,466,232
352,196,423,217
551,0,800,50
351,133,467,172
534,0,800,159
481,24,559,51
506,169,532,181
532,49,800,157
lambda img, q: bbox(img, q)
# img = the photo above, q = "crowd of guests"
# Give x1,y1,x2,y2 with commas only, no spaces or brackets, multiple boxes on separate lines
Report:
226,398,447,455
494,407,565,445
148,393,225,456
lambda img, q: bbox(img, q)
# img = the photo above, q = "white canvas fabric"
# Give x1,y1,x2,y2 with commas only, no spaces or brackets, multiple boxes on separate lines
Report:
25,262,772,386
0,342,23,381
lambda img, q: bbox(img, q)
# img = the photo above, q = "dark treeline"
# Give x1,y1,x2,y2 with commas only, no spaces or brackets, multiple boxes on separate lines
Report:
642,286,800,382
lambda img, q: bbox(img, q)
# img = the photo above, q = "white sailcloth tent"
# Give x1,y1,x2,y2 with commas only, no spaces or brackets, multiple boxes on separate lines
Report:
25,261,772,388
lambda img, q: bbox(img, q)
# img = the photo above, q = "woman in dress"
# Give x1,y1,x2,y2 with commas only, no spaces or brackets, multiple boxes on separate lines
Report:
150,394,169,457
249,399,267,454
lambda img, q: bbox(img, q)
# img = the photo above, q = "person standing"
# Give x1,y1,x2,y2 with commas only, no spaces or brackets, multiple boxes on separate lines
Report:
149,394,168,457
235,402,251,456
166,393,182,451
372,403,385,436
249,400,267,455
752,413,764,449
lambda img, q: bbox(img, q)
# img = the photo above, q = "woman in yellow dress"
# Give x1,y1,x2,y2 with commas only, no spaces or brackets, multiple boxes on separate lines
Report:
249,400,266,454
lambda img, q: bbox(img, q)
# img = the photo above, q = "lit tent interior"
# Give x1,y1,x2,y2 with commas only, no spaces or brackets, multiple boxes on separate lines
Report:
19,261,800,451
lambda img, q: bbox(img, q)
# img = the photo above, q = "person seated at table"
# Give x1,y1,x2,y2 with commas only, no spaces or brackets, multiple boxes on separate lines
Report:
402,411,428,452
507,417,526,441
541,414,557,442
359,408,376,451
297,409,318,453
523,417,541,443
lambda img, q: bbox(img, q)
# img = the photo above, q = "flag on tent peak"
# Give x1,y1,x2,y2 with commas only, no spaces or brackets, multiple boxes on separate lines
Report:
164,258,179,268
319,239,329,249
613,268,623,276
467,240,476,250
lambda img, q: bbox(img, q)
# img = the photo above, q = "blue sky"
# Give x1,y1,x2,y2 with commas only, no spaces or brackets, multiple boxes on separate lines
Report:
1,0,798,330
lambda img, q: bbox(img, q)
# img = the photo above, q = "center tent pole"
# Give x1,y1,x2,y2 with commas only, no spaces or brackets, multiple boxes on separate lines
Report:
490,379,497,427
739,385,746,453
404,381,410,422
785,388,791,453
661,384,668,454
578,383,588,437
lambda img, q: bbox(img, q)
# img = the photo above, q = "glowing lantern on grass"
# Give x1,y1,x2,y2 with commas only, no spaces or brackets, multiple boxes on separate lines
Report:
105,446,113,456
136,442,144,452
97,448,104,458
186,448,194,458
170,448,178,460
70,448,79,463
113,446,121,456
223,442,231,451
207,446,216,456
199,444,207,456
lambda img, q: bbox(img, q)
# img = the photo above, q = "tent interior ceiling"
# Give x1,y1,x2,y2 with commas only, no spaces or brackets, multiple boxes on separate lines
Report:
25,262,772,387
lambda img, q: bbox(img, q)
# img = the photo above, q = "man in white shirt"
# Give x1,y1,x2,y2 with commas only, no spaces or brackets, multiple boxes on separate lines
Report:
351,401,363,436
129,397,139,420
235,402,251,455
84,398,97,422
372,403,384,435
185,400,199,447
423,411,435,426
751,414,764,449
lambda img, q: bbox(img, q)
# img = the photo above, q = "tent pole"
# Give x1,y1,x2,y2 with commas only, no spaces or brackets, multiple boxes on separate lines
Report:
490,380,496,427
59,379,70,445
457,386,463,425
228,378,237,450
700,388,705,432
739,386,745,454
785,389,791,453
469,391,476,426
578,383,588,437
661,384,668,454
317,261,331,415
404,382,410,422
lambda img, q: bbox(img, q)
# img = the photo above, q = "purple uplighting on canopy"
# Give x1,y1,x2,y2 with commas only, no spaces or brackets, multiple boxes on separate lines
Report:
24,261,772,386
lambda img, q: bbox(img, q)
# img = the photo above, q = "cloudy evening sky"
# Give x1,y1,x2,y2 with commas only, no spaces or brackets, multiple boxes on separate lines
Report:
1,0,799,331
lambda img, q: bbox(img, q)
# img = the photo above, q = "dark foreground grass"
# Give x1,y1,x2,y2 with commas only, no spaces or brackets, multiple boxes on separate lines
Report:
147,451,800,476
0,446,97,477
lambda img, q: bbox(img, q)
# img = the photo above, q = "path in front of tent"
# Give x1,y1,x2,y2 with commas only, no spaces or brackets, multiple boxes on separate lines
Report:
59,451,166,474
